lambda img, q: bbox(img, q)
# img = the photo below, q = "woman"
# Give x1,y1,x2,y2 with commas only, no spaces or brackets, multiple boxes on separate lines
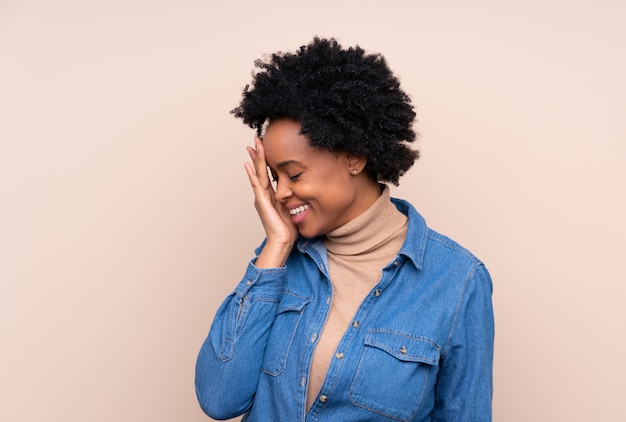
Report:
196,37,494,421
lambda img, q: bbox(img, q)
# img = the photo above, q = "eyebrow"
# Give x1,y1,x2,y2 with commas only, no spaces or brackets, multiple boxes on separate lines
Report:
275,159,303,169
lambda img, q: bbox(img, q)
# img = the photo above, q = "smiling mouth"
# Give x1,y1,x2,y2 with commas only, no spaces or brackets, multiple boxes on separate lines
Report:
289,204,309,216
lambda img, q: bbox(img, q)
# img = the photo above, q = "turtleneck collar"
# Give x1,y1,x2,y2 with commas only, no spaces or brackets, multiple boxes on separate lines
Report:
324,185,408,256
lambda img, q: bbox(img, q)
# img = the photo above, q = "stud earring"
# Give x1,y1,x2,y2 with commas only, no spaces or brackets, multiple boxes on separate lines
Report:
351,169,358,175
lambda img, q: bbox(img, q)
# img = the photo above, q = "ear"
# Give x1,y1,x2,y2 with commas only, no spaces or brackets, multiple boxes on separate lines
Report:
345,153,367,175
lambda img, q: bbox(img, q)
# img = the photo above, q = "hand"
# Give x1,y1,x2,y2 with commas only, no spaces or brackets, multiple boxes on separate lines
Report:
244,137,298,267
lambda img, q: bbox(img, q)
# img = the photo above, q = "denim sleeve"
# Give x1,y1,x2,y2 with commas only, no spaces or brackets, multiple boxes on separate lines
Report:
195,260,286,420
432,264,495,421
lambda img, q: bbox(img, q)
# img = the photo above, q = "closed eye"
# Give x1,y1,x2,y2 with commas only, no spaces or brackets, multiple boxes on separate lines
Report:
289,173,302,182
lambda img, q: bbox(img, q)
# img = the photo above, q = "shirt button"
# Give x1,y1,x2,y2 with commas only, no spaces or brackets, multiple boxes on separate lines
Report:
400,346,408,354
319,395,328,403
374,289,381,297
393,260,400,266
352,321,360,328
335,352,344,359
245,280,251,285
311,332,318,343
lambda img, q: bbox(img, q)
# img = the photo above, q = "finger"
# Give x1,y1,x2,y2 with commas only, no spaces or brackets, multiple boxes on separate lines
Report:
246,146,272,198
245,162,283,230
246,144,260,174
244,161,273,203
244,161,262,189
252,138,272,189
246,140,267,185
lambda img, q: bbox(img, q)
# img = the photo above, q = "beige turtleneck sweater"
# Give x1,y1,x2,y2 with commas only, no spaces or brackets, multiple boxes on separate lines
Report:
306,186,408,410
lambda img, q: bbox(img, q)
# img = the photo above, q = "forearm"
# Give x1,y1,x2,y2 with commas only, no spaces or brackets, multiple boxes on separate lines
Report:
195,261,286,419
433,264,495,421
254,240,293,268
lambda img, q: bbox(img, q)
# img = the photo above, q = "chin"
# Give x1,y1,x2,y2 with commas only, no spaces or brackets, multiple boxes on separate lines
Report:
297,226,321,239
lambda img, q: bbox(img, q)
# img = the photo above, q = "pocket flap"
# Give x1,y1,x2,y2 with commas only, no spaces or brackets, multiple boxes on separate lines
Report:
364,330,440,365
276,291,311,314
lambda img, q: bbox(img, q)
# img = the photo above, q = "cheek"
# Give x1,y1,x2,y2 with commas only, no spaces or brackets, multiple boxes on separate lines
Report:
320,186,355,213
295,166,352,206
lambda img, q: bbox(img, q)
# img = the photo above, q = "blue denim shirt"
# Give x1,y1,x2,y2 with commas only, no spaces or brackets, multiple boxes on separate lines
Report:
196,198,494,421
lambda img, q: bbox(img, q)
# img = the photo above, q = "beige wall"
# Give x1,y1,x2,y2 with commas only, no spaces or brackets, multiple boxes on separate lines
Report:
1,1,625,421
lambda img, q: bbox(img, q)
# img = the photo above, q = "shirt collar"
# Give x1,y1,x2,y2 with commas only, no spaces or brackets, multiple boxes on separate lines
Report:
298,197,428,271
391,197,427,271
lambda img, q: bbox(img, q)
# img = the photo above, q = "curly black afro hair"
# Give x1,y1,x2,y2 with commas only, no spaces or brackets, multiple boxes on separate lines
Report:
231,37,419,186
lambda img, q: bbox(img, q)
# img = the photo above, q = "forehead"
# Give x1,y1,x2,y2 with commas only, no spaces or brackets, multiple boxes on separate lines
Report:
262,119,329,168
263,119,305,143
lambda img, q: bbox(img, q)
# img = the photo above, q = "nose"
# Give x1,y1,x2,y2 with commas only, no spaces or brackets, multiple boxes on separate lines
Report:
274,179,293,203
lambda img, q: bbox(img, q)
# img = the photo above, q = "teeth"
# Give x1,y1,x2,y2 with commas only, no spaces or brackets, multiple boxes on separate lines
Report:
289,205,309,216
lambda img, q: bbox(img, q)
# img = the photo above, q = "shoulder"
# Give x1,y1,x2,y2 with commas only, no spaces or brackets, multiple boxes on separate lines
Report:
425,228,484,267
424,226,492,291
393,196,487,275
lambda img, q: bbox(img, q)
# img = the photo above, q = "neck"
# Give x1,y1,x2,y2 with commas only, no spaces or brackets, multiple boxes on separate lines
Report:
324,186,407,256
350,178,383,219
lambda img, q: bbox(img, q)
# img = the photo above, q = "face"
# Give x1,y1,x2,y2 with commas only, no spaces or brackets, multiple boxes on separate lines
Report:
262,119,378,238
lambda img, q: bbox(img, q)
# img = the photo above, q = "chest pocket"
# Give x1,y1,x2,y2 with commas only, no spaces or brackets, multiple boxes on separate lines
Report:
349,330,440,421
261,292,311,377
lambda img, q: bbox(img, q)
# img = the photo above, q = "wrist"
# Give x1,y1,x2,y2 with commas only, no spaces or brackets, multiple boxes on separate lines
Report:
254,241,294,268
